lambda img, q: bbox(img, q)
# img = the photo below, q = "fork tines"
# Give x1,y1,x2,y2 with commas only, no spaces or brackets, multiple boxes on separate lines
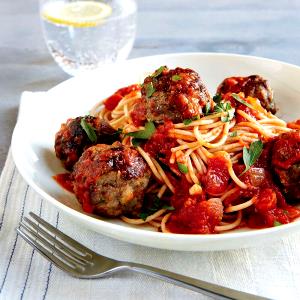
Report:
17,212,94,275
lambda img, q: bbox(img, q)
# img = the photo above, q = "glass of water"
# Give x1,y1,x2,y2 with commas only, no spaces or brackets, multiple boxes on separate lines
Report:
40,0,137,76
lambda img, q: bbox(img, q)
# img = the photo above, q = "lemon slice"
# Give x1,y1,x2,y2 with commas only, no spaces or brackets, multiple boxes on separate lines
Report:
41,1,112,28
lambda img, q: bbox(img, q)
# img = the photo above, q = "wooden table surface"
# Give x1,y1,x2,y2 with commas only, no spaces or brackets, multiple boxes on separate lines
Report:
1,0,300,171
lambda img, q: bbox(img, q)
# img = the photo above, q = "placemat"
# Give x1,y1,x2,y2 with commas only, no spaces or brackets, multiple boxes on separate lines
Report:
1,93,300,300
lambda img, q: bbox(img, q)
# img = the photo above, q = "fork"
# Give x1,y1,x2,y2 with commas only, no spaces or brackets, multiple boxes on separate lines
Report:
17,212,268,300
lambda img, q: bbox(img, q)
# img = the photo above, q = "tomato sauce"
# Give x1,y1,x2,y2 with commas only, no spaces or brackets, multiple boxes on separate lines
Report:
167,197,223,234
104,84,141,111
231,141,300,229
272,131,300,170
130,102,147,127
203,155,230,196
287,119,300,130
53,173,74,193
143,121,177,168
165,177,224,234
53,173,94,213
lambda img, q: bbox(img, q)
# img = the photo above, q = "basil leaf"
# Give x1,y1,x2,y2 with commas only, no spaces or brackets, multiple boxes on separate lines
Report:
215,102,234,122
213,94,222,103
241,147,251,175
148,196,161,211
127,121,156,139
139,212,149,221
145,82,155,98
214,103,224,113
249,140,263,165
152,66,165,78
228,107,235,120
183,119,193,125
80,118,97,143
162,205,175,211
204,102,211,115
241,140,263,175
221,115,229,123
231,93,255,110
172,74,182,81
177,162,188,174
229,131,238,137
274,221,283,227
132,138,142,147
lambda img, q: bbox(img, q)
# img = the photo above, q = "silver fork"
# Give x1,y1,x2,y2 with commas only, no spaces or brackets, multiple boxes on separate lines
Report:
17,212,269,300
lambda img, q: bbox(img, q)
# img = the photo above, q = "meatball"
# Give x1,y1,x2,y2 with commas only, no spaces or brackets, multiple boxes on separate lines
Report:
55,116,119,170
272,131,300,201
72,142,151,217
141,66,212,123
217,75,276,114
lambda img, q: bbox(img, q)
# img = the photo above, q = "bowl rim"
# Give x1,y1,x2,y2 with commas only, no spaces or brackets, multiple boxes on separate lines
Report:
11,52,300,247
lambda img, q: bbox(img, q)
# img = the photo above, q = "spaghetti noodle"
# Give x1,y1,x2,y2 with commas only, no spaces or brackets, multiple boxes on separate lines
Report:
89,75,299,234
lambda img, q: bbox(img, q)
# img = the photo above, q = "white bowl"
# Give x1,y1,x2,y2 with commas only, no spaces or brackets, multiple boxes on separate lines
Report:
12,53,300,251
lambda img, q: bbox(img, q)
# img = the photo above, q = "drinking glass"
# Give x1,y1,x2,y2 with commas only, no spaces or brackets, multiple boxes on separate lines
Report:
39,0,137,76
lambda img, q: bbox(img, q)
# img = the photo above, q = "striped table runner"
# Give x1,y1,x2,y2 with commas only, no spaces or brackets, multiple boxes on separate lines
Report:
1,94,300,300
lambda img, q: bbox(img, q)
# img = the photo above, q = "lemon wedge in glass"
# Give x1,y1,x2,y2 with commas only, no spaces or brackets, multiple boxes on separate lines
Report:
41,1,112,28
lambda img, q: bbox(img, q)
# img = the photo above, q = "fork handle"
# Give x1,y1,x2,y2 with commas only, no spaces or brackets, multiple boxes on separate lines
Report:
124,262,268,300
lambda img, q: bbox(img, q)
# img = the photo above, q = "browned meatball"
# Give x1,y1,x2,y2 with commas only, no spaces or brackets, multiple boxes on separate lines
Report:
141,66,212,123
217,75,276,114
72,142,151,217
272,131,300,201
55,116,119,170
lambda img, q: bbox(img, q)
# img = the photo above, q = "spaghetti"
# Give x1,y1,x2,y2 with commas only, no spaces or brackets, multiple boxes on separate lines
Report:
89,76,299,234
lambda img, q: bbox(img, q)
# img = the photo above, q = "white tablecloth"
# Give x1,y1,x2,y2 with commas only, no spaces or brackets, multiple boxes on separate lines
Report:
1,93,300,300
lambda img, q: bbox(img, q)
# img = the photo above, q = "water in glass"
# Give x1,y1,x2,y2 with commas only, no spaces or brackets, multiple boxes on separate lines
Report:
40,0,137,76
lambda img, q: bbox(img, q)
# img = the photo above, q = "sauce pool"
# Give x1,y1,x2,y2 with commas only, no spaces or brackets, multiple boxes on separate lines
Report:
53,173,74,193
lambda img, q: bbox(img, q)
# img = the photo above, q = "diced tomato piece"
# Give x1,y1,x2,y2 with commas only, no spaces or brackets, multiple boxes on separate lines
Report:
254,188,277,214
130,102,147,126
104,84,141,111
203,156,230,196
116,84,140,96
104,94,123,111
143,121,177,167
167,198,223,234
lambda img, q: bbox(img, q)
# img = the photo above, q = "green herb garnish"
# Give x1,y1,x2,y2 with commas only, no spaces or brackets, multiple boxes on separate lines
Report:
274,221,283,227
229,131,238,137
177,162,188,174
152,66,166,78
127,121,156,139
139,212,149,221
139,196,174,220
132,138,142,147
145,82,155,98
162,205,175,210
241,140,263,175
183,116,200,125
80,117,97,143
231,93,255,110
204,102,211,115
214,102,235,123
213,94,222,103
172,74,182,81
183,119,193,125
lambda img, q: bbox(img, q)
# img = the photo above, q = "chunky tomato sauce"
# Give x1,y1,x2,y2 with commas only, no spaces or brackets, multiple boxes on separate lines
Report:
167,178,222,234
203,155,230,196
143,121,177,168
104,84,141,111
53,172,94,213
53,173,74,193
287,119,300,130
130,103,147,127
